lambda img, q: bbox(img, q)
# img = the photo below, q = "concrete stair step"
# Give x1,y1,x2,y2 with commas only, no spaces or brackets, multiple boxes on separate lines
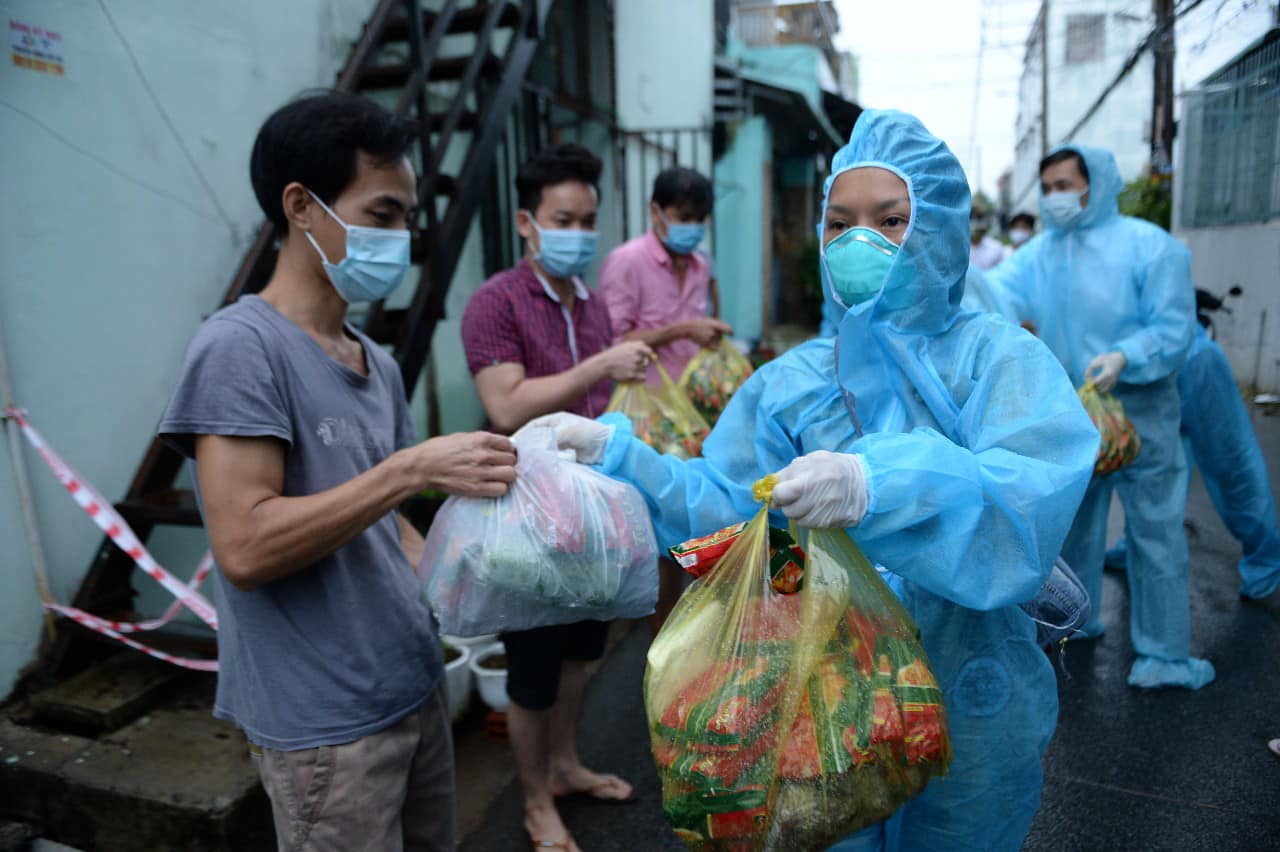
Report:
1,682,272,851
29,654,184,736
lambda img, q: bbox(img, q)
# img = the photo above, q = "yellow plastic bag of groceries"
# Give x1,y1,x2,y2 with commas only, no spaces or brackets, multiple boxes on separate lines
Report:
607,361,712,459
679,339,755,426
648,477,951,851
1078,382,1142,477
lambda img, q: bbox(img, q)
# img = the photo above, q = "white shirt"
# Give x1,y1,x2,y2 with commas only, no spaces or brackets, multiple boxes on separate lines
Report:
970,234,1012,271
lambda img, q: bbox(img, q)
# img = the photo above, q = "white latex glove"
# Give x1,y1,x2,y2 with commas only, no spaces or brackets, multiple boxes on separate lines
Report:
515,412,614,464
771,451,869,529
1085,351,1127,393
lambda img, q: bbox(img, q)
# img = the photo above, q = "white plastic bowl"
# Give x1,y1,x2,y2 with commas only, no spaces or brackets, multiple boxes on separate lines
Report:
441,632,498,649
441,641,472,721
468,642,509,712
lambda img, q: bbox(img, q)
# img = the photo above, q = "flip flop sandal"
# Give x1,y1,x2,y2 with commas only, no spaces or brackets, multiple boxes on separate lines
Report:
555,777,638,805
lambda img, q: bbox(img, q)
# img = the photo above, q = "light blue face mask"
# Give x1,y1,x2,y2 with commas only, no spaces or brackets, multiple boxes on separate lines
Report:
304,191,411,303
657,210,706,255
821,226,899,308
527,216,598,278
1040,190,1086,231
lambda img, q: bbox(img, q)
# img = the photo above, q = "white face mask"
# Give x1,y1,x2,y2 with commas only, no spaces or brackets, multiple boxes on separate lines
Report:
1009,228,1033,246
1040,191,1086,231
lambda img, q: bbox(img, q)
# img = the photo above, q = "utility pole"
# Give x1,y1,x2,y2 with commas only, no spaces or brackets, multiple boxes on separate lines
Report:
1151,0,1175,174
1039,0,1050,156
969,0,989,183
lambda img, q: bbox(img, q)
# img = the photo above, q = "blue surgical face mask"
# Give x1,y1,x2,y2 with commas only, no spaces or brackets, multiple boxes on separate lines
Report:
527,215,598,278
821,226,899,309
304,191,411,303
1040,190,1086,231
657,210,706,255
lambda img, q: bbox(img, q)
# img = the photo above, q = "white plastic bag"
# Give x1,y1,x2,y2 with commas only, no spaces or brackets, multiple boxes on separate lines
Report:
419,427,659,635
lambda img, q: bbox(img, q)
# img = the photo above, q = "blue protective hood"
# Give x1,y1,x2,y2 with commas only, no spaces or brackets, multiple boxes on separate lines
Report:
1044,143,1123,232
820,110,971,335
822,111,976,437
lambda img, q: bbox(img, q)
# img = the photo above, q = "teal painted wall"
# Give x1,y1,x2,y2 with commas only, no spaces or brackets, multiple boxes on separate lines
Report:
0,0,378,696
713,117,771,343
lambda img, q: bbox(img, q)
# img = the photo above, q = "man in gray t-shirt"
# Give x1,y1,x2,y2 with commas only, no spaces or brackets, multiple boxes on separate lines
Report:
159,93,516,851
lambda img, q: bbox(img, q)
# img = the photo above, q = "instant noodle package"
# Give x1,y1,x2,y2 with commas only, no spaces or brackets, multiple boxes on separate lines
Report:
647,478,951,851
419,428,658,635
679,339,755,426
1078,382,1142,476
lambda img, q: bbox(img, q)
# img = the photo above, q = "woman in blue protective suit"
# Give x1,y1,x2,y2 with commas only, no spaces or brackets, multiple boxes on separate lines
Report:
525,110,1099,850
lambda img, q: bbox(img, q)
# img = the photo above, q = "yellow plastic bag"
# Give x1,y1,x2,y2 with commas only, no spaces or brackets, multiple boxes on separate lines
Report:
679,339,755,425
607,361,712,459
1078,382,1142,477
648,478,951,851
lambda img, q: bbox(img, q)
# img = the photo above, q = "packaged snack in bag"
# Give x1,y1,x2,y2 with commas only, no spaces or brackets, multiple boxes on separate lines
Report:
679,339,756,425
1078,382,1142,476
648,477,951,851
607,361,712,459
671,523,806,594
419,428,659,636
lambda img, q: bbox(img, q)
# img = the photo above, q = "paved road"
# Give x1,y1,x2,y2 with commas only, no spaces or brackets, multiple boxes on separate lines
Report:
461,410,1280,851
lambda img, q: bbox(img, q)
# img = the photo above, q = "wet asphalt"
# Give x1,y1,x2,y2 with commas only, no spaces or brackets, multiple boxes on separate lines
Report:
460,410,1280,851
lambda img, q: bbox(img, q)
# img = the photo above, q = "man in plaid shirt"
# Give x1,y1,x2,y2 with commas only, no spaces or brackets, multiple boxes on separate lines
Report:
461,143,650,852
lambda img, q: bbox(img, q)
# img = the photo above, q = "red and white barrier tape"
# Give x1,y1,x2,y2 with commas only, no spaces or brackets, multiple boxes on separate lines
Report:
59,550,215,635
4,406,219,669
44,603,218,671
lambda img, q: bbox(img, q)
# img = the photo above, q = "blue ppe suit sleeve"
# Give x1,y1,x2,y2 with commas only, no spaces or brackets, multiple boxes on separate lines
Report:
594,366,804,549
597,325,1098,615
1113,239,1195,384
851,323,1098,611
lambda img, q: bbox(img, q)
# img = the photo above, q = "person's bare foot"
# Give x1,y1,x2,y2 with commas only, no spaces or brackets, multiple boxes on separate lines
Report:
549,765,634,802
524,799,581,851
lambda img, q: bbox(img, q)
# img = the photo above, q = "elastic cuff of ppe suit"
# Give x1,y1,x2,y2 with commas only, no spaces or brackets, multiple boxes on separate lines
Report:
1114,342,1142,380
594,412,633,475
854,453,876,519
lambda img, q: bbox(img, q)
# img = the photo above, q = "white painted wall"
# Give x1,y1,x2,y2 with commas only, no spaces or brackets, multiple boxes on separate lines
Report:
1011,2,1153,212
1176,1,1278,88
1176,223,1280,393
1012,2,1278,213
0,0,377,697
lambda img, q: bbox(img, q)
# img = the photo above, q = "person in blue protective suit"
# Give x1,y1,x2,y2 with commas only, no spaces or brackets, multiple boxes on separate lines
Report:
986,145,1214,690
1107,320,1280,600
524,110,1099,851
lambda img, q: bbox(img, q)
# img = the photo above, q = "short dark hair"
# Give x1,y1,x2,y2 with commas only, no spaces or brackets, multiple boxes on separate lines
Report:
1009,212,1036,229
651,167,713,219
250,91,418,232
515,143,603,213
1038,149,1089,183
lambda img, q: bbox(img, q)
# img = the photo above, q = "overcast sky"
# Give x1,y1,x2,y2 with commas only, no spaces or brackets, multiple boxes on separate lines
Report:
832,0,1045,200
830,0,1277,200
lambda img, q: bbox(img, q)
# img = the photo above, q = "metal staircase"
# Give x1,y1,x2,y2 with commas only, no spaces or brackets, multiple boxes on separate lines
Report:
38,0,554,682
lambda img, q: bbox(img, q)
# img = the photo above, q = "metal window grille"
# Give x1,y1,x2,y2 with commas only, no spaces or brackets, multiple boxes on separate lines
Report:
1181,38,1280,228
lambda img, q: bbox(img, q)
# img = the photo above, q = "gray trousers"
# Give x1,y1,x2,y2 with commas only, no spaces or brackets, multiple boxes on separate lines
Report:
250,684,455,852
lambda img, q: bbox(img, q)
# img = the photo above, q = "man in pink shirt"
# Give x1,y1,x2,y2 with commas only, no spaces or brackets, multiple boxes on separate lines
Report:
600,167,732,387
599,167,732,634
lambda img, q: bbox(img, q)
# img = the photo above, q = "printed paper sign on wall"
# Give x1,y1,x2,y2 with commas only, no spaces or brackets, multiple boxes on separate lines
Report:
10,20,63,76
